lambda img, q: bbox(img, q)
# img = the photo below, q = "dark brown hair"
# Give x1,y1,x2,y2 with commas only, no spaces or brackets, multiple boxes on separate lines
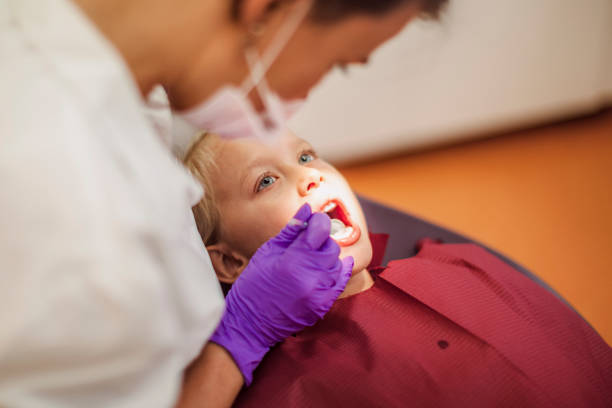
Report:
233,0,448,22
308,0,448,21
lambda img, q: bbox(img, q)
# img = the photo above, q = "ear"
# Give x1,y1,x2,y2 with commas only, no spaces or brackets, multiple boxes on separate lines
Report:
237,0,281,25
206,242,249,284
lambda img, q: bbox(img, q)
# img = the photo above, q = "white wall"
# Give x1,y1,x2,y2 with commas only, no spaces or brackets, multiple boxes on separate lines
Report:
290,0,612,164
606,8,612,101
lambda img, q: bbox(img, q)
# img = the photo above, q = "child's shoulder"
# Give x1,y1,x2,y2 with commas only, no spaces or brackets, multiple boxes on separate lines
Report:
397,239,506,270
383,240,525,289
417,239,491,257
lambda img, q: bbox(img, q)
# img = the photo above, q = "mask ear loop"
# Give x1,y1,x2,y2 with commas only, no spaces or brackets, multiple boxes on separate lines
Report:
243,48,284,131
240,0,313,96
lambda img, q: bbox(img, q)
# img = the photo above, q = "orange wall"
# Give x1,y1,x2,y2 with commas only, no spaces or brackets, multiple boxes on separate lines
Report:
340,109,612,344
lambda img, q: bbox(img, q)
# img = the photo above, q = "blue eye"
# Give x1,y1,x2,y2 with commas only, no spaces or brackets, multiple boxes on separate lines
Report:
257,175,277,192
299,152,315,164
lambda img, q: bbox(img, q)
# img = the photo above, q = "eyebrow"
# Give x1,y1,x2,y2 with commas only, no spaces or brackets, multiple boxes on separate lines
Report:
239,158,270,188
238,137,314,188
294,138,314,152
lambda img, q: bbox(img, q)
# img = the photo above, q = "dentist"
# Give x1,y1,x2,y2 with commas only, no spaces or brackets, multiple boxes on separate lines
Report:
0,0,446,406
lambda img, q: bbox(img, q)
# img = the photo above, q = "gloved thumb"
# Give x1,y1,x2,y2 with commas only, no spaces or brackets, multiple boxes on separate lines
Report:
274,203,312,244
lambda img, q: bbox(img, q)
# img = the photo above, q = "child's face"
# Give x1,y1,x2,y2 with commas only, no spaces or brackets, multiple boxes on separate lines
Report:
206,132,373,278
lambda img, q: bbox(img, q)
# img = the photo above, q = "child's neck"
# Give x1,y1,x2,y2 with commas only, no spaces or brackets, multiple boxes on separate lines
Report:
338,268,374,299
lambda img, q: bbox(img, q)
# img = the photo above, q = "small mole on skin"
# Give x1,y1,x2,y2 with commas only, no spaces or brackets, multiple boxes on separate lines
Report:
438,340,449,349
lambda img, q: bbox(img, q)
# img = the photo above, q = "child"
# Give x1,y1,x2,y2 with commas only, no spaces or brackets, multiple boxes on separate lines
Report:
184,131,611,407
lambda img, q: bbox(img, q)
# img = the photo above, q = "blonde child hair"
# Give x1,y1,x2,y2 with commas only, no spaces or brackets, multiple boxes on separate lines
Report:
183,133,220,246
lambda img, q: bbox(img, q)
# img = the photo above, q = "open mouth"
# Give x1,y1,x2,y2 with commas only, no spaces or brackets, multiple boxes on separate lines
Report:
319,199,361,247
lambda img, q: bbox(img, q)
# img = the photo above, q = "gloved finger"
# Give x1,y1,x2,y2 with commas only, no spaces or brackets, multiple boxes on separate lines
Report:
315,249,351,290
327,256,354,290
340,256,355,278
295,212,331,250
313,256,354,319
275,203,312,243
331,256,354,293
316,237,341,269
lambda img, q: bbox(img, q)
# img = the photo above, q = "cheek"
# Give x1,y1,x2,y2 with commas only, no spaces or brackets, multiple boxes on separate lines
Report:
256,201,296,241
339,233,373,272
222,193,300,255
269,59,331,100
268,36,339,99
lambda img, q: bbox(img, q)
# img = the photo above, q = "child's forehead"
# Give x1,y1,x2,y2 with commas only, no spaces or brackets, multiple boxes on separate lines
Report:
215,133,310,163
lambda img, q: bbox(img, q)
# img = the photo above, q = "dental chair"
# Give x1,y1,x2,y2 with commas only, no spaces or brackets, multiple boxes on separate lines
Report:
357,195,585,320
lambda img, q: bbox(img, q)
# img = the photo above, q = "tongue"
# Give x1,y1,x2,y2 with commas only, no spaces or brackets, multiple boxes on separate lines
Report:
330,219,346,236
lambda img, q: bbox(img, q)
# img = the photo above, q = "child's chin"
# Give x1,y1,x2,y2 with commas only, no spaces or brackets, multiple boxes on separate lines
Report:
340,238,373,273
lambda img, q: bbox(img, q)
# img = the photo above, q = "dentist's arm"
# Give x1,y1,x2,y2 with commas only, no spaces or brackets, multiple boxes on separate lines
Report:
176,204,353,407
176,343,243,408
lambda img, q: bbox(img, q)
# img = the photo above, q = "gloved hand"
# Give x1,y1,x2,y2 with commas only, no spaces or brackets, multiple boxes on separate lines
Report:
210,203,353,385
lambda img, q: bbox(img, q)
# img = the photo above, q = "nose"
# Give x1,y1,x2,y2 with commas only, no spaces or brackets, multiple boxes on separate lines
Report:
298,168,324,196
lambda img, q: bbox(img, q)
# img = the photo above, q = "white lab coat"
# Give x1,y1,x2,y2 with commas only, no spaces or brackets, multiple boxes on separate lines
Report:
0,0,225,406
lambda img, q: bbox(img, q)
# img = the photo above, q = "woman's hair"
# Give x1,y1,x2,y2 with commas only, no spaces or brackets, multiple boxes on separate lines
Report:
309,0,448,21
233,0,448,22
183,133,220,247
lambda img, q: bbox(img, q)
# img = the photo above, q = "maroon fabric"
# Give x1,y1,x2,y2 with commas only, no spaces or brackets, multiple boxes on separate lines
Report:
235,239,612,407
367,232,389,270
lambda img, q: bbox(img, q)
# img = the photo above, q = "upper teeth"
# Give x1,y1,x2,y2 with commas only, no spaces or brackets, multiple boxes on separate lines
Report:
323,202,337,213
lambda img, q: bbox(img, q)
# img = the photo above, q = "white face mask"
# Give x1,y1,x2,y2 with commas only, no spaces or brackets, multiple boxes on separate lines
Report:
177,0,311,142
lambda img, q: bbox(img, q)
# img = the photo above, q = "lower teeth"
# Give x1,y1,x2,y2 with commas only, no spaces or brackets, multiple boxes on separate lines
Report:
330,219,345,235
330,219,354,240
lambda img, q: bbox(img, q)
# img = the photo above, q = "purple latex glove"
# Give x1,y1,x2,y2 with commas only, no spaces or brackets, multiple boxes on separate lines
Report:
210,203,353,385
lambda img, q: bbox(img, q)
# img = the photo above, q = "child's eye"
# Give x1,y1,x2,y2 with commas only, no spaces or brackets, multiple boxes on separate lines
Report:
299,151,316,165
256,175,277,192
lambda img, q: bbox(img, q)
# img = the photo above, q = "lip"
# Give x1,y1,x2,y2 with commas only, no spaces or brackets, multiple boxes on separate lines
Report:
317,199,362,247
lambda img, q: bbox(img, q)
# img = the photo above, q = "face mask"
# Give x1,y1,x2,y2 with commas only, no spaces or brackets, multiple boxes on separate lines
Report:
177,0,311,142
